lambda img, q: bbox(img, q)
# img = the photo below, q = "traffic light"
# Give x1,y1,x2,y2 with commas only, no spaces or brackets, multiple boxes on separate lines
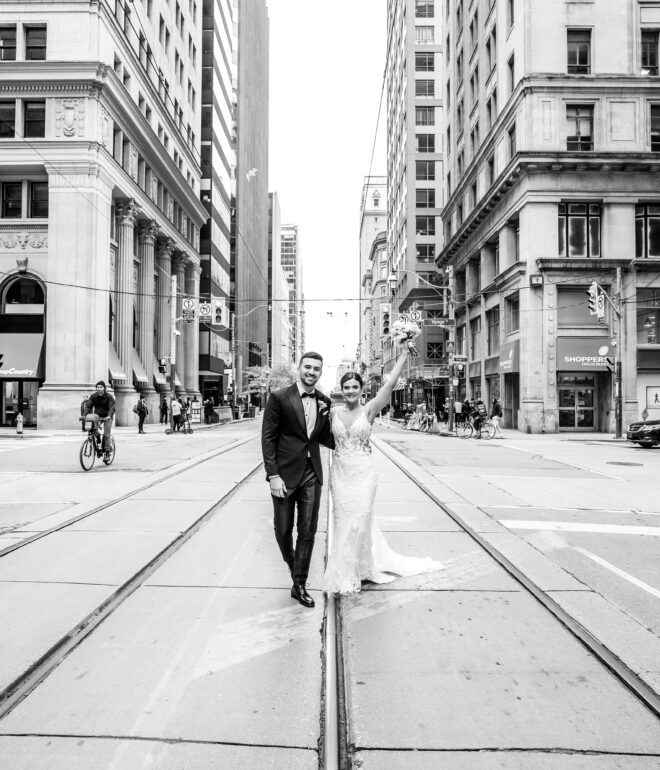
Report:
586,282,599,315
158,358,167,374
381,304,390,336
214,300,223,326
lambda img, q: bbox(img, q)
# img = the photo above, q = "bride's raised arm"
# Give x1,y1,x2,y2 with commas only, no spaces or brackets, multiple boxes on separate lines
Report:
365,342,414,424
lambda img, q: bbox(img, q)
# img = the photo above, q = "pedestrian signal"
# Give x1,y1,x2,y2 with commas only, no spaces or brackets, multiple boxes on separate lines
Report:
586,282,599,315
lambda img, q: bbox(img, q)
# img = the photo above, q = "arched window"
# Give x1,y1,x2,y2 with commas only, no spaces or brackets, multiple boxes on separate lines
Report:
0,275,45,333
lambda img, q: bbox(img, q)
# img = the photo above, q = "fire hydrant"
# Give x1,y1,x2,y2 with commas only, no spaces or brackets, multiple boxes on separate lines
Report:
15,413,24,437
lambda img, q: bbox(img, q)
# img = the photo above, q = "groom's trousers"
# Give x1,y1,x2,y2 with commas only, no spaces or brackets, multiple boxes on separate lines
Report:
272,459,322,585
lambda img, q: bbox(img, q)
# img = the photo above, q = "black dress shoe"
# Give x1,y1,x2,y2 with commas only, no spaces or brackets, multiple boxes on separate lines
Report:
291,583,315,608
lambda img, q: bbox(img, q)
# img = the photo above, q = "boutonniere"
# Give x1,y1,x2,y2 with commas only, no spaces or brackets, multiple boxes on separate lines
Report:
318,402,329,417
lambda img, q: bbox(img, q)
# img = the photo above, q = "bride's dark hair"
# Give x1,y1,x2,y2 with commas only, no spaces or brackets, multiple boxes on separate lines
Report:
340,371,364,388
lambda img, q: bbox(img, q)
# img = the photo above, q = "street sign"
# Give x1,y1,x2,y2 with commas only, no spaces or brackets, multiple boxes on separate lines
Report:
199,302,211,319
397,313,409,322
409,310,422,322
182,298,197,324
453,354,467,363
425,317,456,327
452,378,459,386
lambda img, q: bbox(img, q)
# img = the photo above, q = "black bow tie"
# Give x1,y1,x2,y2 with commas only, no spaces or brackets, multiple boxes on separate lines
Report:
301,392,315,399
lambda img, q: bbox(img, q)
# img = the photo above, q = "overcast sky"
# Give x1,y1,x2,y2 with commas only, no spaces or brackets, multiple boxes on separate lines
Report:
268,0,386,390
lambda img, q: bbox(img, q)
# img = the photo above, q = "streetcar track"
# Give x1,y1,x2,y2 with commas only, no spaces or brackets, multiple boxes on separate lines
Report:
0,433,258,560
0,444,264,720
368,435,660,722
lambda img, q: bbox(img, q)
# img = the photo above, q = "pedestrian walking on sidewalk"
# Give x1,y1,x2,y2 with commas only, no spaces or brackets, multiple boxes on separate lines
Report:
261,351,336,609
490,397,504,438
136,395,148,434
159,399,168,424
170,397,181,431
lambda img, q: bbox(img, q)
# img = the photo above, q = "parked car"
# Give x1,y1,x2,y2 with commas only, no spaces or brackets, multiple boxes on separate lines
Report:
627,419,660,448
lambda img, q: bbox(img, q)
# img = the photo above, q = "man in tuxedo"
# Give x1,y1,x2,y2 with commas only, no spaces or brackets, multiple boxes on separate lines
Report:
261,351,335,608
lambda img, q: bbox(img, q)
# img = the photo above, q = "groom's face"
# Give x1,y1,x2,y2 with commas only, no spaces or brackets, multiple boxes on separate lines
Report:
299,357,323,389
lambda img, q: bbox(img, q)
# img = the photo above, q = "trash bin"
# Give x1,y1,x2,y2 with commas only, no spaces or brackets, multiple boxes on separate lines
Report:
233,407,242,420
248,406,256,418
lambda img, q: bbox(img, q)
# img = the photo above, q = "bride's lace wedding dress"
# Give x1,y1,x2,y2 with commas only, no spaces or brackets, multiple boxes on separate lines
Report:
323,408,444,595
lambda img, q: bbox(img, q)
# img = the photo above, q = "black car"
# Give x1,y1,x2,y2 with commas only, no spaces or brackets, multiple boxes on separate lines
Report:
627,419,660,448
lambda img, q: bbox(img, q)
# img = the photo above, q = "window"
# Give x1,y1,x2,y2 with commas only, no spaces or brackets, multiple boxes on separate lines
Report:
505,293,519,333
416,106,435,125
456,50,464,83
508,122,517,157
416,160,435,180
456,1,464,30
416,189,436,208
635,204,660,259
470,316,482,358
487,154,495,186
457,150,464,177
415,0,434,18
427,342,444,359
416,52,434,71
0,101,15,137
457,98,464,130
642,30,659,75
636,288,660,344
566,104,593,151
416,244,435,262
507,0,514,30
470,181,477,207
447,172,452,195
469,11,479,50
0,25,16,61
25,25,47,60
470,66,479,106
651,104,660,151
29,181,48,218
417,134,435,152
470,122,479,156
486,27,496,71
23,101,46,138
416,215,436,236
557,287,602,327
1,182,22,218
416,26,434,44
456,324,466,355
487,307,500,355
567,29,591,74
558,203,601,258
507,55,515,95
415,80,435,97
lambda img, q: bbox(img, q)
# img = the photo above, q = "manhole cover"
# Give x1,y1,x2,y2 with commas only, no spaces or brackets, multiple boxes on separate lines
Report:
606,461,643,466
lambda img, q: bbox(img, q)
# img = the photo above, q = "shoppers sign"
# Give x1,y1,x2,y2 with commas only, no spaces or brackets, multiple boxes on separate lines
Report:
499,340,520,373
557,337,611,370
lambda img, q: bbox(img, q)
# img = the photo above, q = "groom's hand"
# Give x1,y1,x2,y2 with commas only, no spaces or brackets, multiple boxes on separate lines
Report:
269,476,287,498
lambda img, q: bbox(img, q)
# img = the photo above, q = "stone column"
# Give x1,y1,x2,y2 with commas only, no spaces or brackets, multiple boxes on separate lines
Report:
155,236,174,403
172,252,188,398
137,220,159,420
113,199,140,426
184,261,202,401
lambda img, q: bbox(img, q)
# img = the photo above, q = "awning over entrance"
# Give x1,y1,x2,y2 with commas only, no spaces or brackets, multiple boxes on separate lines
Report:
393,376,407,392
557,337,611,371
0,333,44,378
132,349,149,385
108,343,127,382
499,340,520,373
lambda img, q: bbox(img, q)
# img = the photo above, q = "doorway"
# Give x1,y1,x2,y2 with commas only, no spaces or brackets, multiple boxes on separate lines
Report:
1,380,39,427
558,374,596,430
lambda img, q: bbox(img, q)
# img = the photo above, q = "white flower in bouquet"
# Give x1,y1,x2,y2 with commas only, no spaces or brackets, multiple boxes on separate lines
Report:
390,320,421,356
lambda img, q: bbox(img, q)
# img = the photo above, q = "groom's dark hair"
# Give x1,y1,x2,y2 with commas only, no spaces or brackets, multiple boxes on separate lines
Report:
299,351,323,364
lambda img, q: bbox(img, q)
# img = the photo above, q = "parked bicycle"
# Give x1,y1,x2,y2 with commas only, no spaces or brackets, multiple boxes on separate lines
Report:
456,416,496,440
79,416,115,471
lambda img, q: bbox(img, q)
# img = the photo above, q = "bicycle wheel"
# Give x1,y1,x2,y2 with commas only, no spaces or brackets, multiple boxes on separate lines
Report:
103,437,116,465
456,422,473,439
480,421,496,440
79,437,96,471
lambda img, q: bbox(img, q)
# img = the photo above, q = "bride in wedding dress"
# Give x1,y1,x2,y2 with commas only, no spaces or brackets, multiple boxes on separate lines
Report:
323,338,444,595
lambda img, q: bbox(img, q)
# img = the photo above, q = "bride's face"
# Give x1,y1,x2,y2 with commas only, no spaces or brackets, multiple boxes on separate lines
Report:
341,378,362,404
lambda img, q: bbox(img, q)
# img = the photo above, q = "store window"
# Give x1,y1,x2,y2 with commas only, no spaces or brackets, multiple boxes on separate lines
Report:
635,204,660,258
427,342,443,359
558,203,601,258
470,316,482,358
557,287,602,327
505,293,519,333
637,288,660,344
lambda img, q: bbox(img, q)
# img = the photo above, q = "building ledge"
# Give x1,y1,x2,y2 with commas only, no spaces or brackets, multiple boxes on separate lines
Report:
536,257,632,271
633,258,660,272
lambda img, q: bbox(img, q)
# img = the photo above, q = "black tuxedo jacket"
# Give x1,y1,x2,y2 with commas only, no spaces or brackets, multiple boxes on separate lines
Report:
261,384,335,488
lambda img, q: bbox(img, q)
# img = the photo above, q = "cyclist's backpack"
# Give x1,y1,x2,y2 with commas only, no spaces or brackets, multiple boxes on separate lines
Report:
477,402,488,418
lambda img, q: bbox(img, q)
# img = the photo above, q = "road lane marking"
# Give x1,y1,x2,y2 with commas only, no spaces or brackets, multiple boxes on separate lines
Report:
500,520,660,536
574,547,660,600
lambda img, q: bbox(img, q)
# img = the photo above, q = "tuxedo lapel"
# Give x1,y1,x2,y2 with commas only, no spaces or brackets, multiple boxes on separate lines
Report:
288,385,307,435
310,396,328,440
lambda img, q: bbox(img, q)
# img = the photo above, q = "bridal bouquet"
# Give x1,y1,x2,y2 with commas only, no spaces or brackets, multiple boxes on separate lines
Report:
391,320,421,356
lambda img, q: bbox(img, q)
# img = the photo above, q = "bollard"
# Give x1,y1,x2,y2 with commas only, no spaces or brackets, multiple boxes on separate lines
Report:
15,413,24,437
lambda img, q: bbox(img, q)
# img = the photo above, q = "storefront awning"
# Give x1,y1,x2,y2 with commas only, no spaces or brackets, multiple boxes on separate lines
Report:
393,376,407,392
132,349,149,385
0,333,44,379
108,343,127,382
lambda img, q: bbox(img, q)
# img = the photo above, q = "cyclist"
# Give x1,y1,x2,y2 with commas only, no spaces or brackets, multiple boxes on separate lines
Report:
82,380,115,456
472,398,488,438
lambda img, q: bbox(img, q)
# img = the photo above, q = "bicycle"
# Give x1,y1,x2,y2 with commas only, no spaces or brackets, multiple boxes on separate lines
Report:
457,416,496,440
79,417,116,471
